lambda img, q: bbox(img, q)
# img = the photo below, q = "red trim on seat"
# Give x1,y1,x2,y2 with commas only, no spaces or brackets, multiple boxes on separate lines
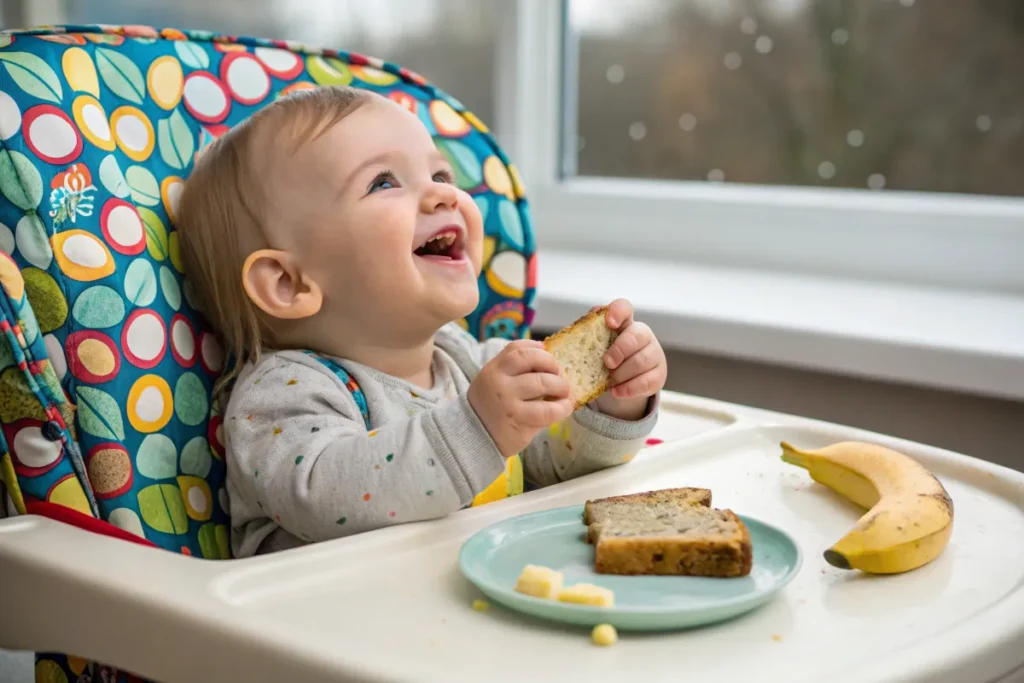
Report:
24,501,160,549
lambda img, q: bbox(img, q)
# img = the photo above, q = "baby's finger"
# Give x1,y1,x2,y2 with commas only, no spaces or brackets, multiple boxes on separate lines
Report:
604,322,652,370
609,341,661,386
499,343,561,376
514,371,570,400
611,368,662,399
605,299,634,330
518,397,575,426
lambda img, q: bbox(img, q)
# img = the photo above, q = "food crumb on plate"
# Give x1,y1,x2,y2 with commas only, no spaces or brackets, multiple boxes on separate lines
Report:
772,634,783,642
472,599,490,612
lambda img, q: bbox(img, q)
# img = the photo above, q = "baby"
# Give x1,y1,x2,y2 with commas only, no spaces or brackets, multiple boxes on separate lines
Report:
176,86,668,557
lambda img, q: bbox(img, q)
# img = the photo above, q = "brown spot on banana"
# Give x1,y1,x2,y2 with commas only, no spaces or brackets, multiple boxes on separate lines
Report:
924,488,954,517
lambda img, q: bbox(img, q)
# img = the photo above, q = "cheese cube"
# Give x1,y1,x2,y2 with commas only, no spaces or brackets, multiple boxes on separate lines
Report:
591,623,618,646
514,564,564,600
557,583,615,607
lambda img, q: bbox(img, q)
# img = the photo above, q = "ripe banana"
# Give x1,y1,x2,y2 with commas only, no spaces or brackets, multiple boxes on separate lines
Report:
781,441,953,574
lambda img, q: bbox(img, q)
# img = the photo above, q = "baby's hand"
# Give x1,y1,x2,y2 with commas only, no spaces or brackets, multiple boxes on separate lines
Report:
468,340,575,457
593,299,667,421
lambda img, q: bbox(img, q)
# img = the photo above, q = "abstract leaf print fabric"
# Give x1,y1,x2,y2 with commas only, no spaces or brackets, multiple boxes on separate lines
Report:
0,23,537,683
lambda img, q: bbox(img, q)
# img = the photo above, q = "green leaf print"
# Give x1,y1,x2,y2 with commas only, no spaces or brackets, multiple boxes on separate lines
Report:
124,258,158,306
14,214,52,269
174,41,210,70
137,434,178,480
137,207,168,261
71,286,125,329
0,367,47,423
99,154,130,198
96,47,145,104
125,165,160,206
157,109,195,170
174,372,208,426
160,265,181,310
180,436,212,478
0,149,43,210
138,484,189,534
306,55,352,86
22,267,67,333
76,386,126,441
198,522,219,558
435,138,483,189
0,52,63,103
216,524,229,558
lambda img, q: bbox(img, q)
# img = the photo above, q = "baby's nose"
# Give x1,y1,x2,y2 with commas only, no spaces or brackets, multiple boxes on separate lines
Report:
423,182,458,211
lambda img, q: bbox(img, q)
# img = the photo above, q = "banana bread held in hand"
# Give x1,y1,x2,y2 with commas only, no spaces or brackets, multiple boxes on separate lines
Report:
544,307,618,409
583,489,753,578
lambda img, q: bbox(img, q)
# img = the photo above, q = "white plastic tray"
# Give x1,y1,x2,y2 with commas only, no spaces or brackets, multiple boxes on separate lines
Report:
2,392,1024,683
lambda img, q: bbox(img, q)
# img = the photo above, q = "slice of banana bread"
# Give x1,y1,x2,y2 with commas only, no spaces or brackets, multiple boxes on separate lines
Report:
583,487,712,543
592,507,753,577
544,307,617,409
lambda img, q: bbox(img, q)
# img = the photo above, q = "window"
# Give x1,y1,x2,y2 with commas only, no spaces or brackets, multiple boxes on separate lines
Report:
569,0,1024,198
501,0,1024,292
28,0,498,123
12,0,1023,290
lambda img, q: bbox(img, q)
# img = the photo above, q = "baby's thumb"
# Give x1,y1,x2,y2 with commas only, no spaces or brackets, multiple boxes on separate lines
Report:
552,397,576,421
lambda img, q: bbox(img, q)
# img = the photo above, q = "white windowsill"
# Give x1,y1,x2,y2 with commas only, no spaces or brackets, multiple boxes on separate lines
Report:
533,251,1024,402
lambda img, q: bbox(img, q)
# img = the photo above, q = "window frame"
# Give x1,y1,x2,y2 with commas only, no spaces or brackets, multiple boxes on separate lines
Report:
495,0,1024,292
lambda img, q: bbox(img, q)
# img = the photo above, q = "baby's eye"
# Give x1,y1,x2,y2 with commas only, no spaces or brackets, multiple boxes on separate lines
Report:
433,169,455,185
367,171,398,194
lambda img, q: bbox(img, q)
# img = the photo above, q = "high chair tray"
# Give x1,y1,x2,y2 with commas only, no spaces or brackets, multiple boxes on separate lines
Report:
2,392,1024,683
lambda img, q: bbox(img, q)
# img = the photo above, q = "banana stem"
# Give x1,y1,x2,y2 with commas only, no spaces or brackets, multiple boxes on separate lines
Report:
779,442,807,469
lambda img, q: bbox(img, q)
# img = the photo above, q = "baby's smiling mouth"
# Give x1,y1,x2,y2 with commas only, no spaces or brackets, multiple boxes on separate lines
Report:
414,226,466,262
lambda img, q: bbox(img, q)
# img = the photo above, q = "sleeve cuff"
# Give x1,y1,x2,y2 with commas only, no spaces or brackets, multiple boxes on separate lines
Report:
576,393,660,441
426,394,506,503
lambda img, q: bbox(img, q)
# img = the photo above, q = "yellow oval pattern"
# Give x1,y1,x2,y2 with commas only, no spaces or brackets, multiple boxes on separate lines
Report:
430,99,470,137
483,156,514,200
62,46,99,96
485,251,526,299
168,230,184,273
72,94,115,151
0,253,24,299
52,229,115,282
110,106,155,162
161,175,185,222
147,55,184,110
127,374,174,433
351,65,398,86
47,475,94,516
77,338,117,377
179,475,213,521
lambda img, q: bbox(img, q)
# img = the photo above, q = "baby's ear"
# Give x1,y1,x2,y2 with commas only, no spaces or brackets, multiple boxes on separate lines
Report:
241,249,323,320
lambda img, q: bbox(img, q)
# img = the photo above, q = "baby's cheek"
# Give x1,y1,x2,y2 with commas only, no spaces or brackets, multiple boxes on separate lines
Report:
459,195,485,271
459,191,483,235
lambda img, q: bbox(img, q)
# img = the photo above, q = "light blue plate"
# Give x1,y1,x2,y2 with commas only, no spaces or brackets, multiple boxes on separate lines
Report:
459,505,802,631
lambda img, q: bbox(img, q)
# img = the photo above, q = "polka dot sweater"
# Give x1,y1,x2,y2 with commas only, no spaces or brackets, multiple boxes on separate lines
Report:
225,323,658,557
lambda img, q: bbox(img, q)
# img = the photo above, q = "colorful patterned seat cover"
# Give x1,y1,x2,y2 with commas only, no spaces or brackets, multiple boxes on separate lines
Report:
0,24,537,682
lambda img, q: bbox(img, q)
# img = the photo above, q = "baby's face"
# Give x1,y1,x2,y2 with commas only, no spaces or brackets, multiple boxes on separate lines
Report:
281,95,484,339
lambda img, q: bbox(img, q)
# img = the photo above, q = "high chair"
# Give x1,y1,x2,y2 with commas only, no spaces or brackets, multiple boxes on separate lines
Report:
2,23,1024,683
0,23,536,681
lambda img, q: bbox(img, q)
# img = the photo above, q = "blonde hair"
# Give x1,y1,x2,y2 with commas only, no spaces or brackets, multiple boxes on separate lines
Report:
176,85,369,394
